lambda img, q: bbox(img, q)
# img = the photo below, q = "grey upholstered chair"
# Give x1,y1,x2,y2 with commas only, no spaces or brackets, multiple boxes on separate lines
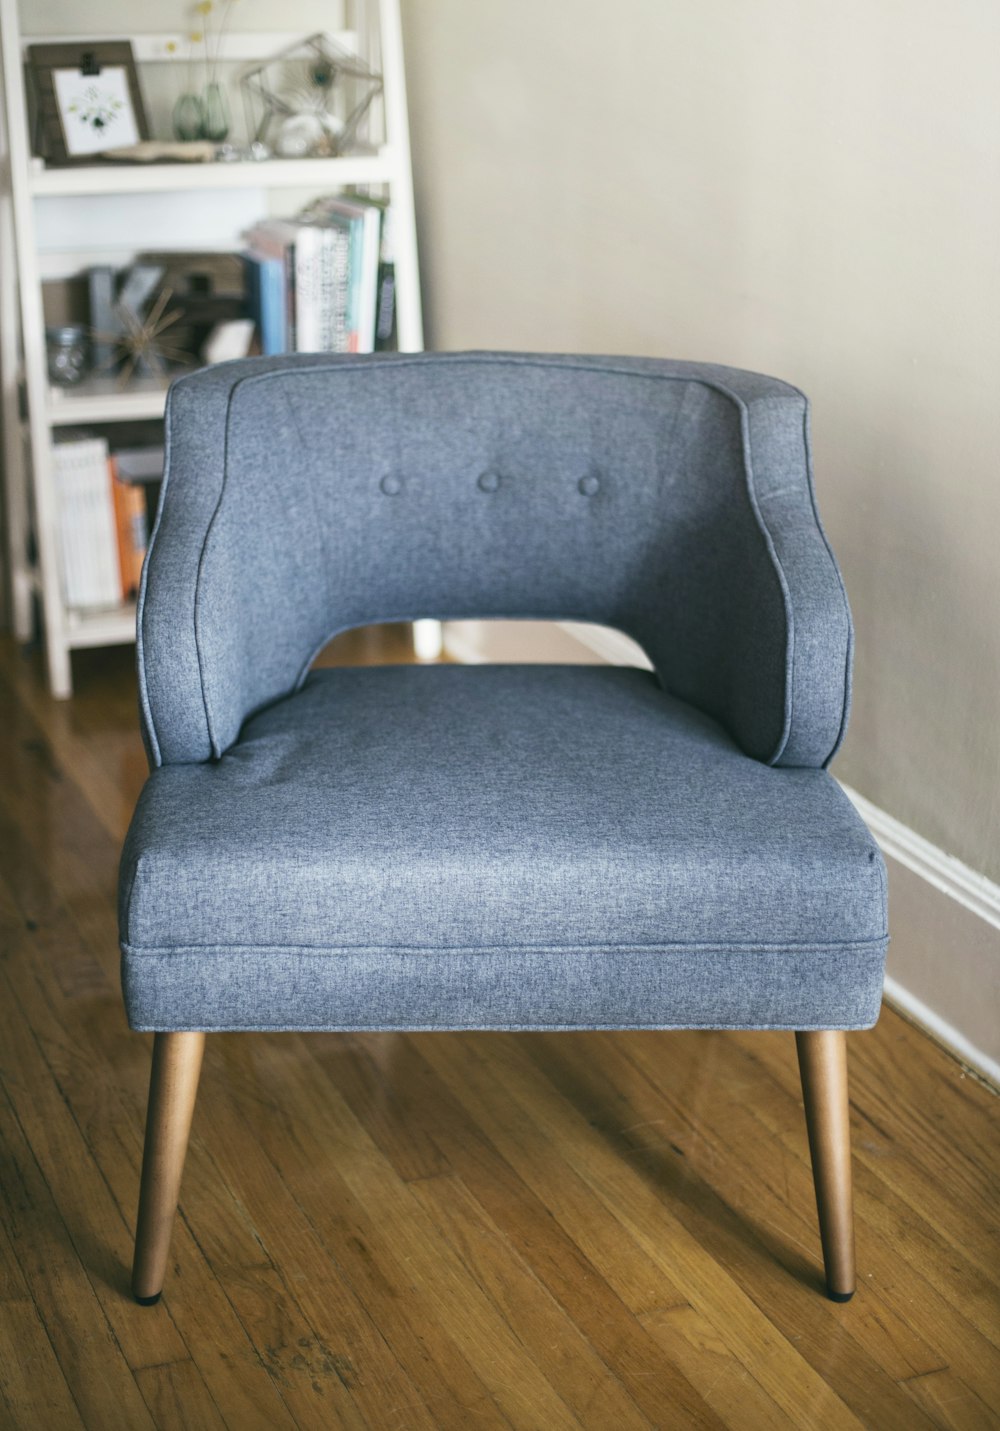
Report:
120,352,887,1307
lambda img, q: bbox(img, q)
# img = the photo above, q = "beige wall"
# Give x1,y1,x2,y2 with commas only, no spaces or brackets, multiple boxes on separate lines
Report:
401,0,1000,882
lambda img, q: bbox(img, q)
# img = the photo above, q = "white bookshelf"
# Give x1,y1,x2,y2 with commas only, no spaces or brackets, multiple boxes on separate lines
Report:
0,0,426,696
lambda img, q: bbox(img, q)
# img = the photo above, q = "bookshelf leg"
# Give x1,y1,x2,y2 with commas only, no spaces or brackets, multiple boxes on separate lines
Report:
413,619,443,662
47,638,72,699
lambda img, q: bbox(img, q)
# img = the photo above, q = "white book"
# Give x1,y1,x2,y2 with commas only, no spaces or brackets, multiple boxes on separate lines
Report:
60,480,86,608
328,225,351,352
52,437,119,609
356,204,382,354
292,223,325,353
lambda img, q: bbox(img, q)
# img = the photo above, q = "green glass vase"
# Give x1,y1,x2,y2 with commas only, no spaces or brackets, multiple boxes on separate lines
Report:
200,82,230,143
172,92,203,142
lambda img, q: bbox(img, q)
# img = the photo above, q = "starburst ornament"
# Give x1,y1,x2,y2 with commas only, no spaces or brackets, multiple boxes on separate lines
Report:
94,289,193,389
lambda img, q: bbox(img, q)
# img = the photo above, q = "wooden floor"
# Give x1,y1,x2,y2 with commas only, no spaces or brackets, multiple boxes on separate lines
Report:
0,628,998,1431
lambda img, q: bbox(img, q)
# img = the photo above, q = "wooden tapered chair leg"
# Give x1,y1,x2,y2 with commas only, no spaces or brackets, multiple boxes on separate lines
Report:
132,1031,206,1305
796,1029,856,1302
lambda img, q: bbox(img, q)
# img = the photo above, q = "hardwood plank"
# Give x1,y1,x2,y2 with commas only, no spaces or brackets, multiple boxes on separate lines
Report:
329,1031,778,1430
195,1038,507,1428
132,1360,228,1431
0,645,145,846
217,1033,583,1429
708,1027,1000,1388
0,979,330,1431
522,1029,970,1431
408,1170,657,1430
0,999,295,1431
0,665,132,992
605,1028,1000,1408
638,1302,799,1431
731,1021,1000,1339
417,1032,874,1431
0,1293,87,1430
171,1097,374,1431
0,1210,87,1430
900,1367,998,1431
197,1040,446,1431
0,881,300,1430
0,1081,157,1431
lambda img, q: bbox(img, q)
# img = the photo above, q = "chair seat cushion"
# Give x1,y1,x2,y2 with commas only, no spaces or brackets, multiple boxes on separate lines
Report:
120,664,887,1032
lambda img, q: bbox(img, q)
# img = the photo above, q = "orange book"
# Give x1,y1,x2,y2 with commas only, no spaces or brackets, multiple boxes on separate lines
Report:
109,457,148,600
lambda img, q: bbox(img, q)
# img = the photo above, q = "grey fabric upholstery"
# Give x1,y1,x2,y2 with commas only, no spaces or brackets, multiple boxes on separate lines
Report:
121,352,887,1034
121,664,886,1032
139,353,851,769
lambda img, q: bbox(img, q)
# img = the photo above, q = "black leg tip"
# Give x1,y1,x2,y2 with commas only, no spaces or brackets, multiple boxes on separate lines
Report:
827,1288,854,1303
134,1291,162,1306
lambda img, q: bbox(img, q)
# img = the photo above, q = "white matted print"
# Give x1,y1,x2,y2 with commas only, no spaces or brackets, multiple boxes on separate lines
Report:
53,66,140,156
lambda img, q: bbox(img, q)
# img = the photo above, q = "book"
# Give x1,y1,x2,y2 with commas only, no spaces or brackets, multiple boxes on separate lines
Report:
113,445,164,565
110,456,149,600
375,260,396,348
327,223,352,352
112,445,164,484
242,251,287,355
304,195,383,353
243,220,299,348
243,199,391,356
375,204,397,350
243,218,330,353
290,223,325,352
52,437,119,609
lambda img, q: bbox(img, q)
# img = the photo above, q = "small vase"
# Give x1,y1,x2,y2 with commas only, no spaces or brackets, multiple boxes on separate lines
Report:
200,82,230,143
172,92,203,142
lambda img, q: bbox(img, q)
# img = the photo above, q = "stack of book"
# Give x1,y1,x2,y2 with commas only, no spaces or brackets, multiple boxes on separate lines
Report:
52,438,162,610
242,196,395,356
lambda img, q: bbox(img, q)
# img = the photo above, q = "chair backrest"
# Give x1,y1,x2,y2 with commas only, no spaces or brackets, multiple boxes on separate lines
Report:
140,352,852,768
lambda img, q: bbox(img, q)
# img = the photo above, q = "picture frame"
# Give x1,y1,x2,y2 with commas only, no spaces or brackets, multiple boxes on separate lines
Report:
27,42,149,166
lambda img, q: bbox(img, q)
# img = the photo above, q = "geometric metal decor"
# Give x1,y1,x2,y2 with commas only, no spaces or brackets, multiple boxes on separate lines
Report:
240,32,382,158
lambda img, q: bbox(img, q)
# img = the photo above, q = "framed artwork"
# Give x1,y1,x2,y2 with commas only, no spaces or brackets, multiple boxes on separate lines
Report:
27,43,149,165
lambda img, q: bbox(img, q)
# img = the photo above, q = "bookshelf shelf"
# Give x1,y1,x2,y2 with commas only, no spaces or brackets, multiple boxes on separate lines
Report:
30,150,395,197
46,376,170,425
0,0,424,696
65,601,138,649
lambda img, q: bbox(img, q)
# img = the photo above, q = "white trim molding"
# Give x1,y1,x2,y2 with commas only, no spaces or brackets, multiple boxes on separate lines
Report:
558,622,653,671
882,975,1000,1091
840,786,1000,934
840,785,1000,1090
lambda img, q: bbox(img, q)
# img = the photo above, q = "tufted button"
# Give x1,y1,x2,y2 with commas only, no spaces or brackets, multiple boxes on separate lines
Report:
380,474,403,496
578,473,601,496
477,470,501,493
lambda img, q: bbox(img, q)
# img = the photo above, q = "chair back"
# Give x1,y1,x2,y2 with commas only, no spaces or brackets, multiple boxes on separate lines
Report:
141,353,850,767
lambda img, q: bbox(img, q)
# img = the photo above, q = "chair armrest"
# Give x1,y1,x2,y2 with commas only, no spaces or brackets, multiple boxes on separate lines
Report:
137,362,333,766
628,364,853,768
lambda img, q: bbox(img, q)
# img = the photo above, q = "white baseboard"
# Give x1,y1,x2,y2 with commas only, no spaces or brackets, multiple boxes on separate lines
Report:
883,974,1000,1090
440,625,489,665
840,786,1000,1089
441,620,1000,1090
441,619,652,670
557,622,653,670
841,786,1000,934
